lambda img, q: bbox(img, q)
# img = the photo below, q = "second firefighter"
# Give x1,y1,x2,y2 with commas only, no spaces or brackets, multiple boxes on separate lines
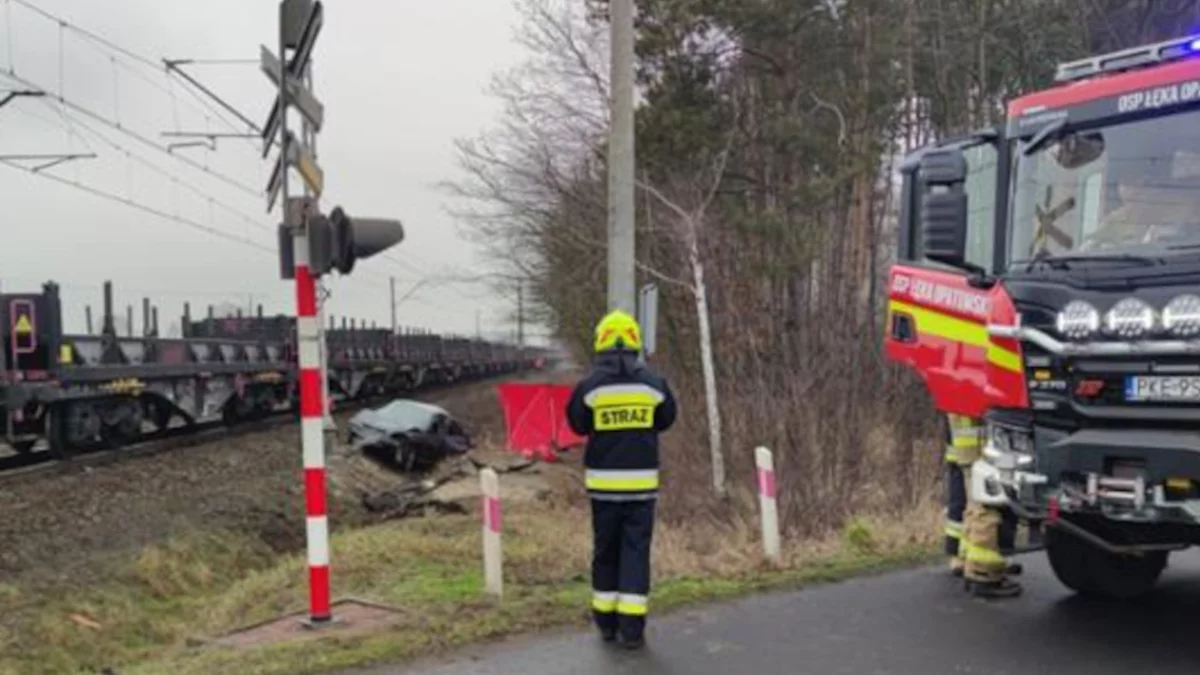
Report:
942,413,1023,599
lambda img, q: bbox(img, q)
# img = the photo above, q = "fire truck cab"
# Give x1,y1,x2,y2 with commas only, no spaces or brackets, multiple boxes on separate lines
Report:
888,34,1200,599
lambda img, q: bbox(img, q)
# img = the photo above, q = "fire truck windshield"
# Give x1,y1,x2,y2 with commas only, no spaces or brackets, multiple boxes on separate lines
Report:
1010,110,1200,264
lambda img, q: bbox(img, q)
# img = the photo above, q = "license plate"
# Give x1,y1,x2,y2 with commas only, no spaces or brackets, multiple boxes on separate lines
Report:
1125,376,1200,402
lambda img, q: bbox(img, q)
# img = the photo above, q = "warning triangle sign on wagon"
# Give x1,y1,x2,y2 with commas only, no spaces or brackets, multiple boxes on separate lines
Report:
13,314,32,334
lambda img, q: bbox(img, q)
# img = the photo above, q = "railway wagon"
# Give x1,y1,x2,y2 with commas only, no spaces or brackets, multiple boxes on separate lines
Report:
0,280,546,457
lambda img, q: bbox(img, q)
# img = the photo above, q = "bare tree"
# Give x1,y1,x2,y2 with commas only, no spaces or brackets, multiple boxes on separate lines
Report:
634,116,738,499
445,0,1200,530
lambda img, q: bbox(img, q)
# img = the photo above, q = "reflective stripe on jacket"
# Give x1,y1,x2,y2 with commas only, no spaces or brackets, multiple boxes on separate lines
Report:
566,352,677,500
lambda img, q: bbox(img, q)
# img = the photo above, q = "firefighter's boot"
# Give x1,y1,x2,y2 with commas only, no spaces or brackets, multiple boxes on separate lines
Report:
963,502,1023,600
618,633,646,650
965,577,1023,599
949,558,964,578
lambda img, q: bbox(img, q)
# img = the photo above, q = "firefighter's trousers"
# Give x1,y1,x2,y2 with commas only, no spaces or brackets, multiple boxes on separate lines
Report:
590,497,655,641
944,414,1010,583
946,461,1018,570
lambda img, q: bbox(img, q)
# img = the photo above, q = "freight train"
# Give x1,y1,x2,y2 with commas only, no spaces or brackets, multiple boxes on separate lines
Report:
0,279,548,458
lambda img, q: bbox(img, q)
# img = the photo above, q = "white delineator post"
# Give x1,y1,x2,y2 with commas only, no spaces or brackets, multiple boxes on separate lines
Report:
480,467,503,597
295,230,332,624
756,446,781,562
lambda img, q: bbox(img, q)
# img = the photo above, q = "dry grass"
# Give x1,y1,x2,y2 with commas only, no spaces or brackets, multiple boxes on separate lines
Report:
0,371,945,675
0,494,940,675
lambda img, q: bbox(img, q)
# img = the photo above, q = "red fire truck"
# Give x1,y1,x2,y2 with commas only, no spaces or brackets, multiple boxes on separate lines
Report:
887,34,1200,599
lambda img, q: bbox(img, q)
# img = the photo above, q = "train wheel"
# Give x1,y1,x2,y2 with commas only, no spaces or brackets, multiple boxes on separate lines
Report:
100,398,143,448
150,401,173,431
45,403,82,459
104,418,142,446
222,399,241,426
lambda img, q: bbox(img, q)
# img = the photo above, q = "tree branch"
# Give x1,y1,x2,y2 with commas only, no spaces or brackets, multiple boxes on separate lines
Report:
635,258,694,292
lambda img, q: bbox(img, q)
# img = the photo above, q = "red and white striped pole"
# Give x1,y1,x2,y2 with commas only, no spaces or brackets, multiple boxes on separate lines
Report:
480,467,503,597
756,446,781,563
294,227,332,624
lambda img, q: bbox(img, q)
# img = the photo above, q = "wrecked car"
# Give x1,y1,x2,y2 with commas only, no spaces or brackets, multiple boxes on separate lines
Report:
346,399,472,472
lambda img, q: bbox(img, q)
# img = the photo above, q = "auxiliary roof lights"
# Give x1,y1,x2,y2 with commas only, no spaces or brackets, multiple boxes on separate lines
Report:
1055,34,1200,83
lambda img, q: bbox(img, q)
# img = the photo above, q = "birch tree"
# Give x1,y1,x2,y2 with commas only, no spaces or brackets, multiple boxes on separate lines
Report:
635,119,737,498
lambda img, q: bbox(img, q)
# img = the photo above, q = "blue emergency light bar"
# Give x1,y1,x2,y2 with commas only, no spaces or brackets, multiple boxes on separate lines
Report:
1055,34,1200,83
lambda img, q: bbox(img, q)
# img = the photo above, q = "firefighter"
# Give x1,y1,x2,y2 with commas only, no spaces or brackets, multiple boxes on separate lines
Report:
1083,149,1200,250
941,415,968,577
565,309,677,649
944,413,1023,599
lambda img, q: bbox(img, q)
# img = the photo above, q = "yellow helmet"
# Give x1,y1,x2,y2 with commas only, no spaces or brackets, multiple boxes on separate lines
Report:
593,309,642,353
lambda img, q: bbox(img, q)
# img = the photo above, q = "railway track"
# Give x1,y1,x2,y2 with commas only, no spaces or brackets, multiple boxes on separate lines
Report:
0,279,554,488
0,375,516,488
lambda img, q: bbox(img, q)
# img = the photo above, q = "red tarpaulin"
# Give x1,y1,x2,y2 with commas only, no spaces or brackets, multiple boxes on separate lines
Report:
494,382,586,462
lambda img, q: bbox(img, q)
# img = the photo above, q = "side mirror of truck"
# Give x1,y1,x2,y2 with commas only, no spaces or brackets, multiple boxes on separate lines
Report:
918,148,970,269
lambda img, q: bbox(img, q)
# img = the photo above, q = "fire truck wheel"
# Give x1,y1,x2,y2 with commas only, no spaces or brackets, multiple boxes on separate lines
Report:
1045,526,1167,600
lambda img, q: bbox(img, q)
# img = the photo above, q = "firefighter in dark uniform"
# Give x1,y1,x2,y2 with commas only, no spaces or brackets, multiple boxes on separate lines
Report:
566,309,677,650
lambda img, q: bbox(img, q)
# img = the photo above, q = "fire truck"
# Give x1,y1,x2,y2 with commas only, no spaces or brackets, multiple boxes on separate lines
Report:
887,34,1200,599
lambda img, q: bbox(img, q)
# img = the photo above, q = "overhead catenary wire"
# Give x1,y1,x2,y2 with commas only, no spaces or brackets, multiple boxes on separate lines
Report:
175,59,259,65
0,155,476,320
2,65,469,294
22,100,275,236
14,0,161,71
382,252,432,278
10,95,93,157
0,2,496,331
0,142,456,315
0,70,262,198
0,157,274,252
0,1,478,293
8,0,253,140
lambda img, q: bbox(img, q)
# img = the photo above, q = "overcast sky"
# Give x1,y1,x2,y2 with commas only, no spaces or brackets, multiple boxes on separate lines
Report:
0,0,529,342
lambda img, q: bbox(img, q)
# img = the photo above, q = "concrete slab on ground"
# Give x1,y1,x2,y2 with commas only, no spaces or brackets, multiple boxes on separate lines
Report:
211,599,408,650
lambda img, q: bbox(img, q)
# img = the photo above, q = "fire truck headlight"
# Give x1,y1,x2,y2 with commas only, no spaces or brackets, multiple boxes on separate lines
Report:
1163,294,1200,338
984,422,1035,471
1056,300,1100,340
987,423,1033,454
1104,297,1156,339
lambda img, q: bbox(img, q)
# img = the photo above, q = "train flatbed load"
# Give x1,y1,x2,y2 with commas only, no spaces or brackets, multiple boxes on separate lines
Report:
1,279,549,458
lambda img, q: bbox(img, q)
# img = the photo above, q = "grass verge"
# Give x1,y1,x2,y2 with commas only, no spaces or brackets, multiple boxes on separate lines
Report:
1,501,939,675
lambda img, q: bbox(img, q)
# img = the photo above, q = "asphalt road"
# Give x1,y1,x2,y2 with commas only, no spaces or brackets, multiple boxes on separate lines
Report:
363,548,1200,675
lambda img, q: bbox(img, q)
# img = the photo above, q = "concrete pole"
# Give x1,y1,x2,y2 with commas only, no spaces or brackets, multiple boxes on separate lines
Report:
607,0,636,314
390,276,397,334
517,283,524,347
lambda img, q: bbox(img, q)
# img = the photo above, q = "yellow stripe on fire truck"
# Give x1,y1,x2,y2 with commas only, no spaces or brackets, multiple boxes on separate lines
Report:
887,300,1021,374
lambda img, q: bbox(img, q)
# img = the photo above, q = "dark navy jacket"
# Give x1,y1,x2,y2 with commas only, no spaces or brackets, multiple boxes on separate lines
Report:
566,352,677,499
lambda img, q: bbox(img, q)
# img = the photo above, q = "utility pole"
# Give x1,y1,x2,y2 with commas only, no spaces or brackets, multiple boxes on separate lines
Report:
390,276,397,333
607,0,636,314
517,283,524,347
475,309,481,340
